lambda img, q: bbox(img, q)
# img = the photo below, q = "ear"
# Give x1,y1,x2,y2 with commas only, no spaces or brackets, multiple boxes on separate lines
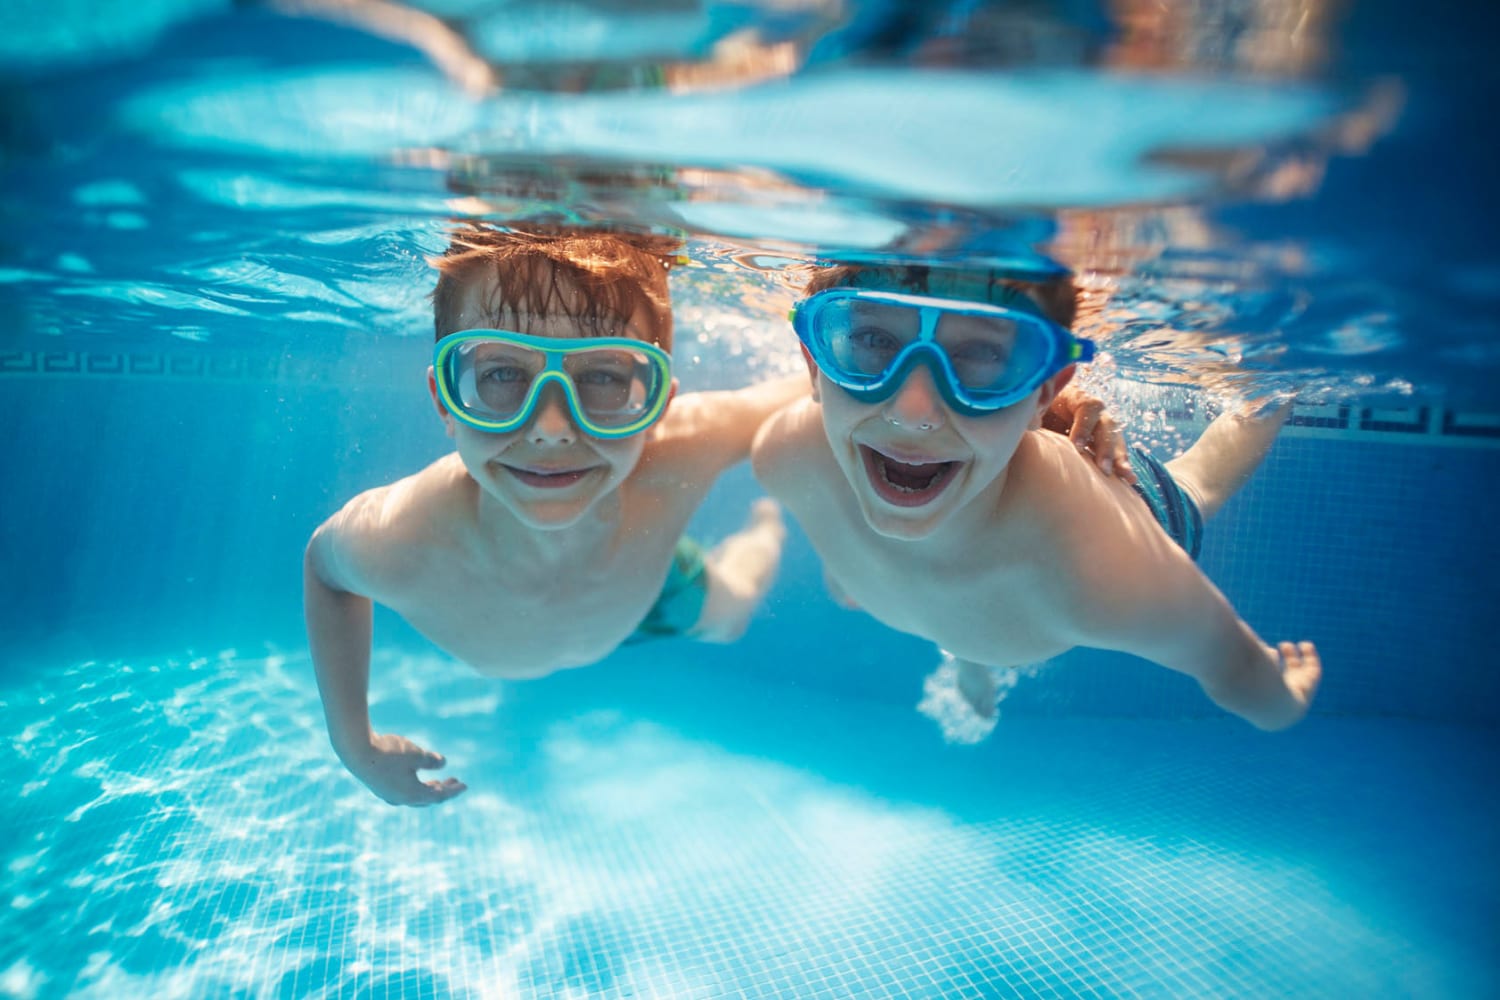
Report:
428,366,457,438
1029,363,1076,429
799,344,822,403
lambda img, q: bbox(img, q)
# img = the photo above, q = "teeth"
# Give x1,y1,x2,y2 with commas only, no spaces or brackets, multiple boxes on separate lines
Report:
878,457,943,493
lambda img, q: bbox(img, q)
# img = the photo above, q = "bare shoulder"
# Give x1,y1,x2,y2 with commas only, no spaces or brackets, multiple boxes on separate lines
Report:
1017,433,1221,642
1009,435,1143,575
309,455,469,592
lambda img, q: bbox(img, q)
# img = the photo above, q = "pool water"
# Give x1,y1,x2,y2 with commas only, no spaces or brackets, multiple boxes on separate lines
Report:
3,0,1499,997
6,646,1497,997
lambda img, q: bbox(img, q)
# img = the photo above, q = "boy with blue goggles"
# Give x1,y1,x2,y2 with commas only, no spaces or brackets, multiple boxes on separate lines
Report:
433,329,673,438
755,263,1319,739
791,287,1096,415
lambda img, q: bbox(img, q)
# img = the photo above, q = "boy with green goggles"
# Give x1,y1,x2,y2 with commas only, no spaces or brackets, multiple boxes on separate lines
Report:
305,226,804,808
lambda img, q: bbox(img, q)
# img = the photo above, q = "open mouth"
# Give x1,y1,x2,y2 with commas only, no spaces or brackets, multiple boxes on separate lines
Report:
502,465,593,490
861,446,960,508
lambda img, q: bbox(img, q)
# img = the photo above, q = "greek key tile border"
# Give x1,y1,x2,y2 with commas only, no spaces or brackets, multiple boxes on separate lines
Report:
2,348,1496,447
0,349,410,390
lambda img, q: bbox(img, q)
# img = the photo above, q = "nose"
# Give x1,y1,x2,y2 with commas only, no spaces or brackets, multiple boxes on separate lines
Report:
526,383,578,446
881,362,947,433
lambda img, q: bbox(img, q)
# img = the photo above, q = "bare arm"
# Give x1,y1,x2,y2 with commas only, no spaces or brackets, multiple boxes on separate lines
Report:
303,527,376,761
666,374,810,474
303,519,465,805
1198,634,1321,732
749,396,824,498
1102,570,1320,731
1028,438,1317,732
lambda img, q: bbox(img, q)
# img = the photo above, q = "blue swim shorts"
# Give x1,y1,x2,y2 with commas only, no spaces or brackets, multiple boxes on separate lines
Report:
1127,448,1204,560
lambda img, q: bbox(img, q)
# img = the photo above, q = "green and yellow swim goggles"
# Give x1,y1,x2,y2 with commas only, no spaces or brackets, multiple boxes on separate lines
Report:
433,330,673,438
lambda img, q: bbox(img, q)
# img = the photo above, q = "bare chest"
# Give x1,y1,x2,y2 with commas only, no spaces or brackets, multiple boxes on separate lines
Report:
811,517,1076,668
855,570,1072,667
384,541,677,678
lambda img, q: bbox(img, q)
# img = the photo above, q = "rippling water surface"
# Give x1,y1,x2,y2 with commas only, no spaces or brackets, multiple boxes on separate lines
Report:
4,0,1496,405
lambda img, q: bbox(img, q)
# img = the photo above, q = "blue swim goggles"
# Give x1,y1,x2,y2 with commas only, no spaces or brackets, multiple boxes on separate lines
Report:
792,288,1095,415
433,330,673,438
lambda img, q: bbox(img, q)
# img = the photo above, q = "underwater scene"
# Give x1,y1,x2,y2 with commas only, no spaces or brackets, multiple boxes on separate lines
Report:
2,0,1497,997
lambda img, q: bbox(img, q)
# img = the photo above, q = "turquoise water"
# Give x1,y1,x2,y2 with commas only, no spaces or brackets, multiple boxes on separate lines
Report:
3,1,1499,997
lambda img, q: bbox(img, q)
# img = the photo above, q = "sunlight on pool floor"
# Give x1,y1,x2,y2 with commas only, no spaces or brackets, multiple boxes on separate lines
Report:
2,651,1495,998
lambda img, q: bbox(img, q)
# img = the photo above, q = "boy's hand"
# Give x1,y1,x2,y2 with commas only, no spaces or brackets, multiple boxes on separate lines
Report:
1277,640,1322,717
1043,384,1136,484
342,732,467,807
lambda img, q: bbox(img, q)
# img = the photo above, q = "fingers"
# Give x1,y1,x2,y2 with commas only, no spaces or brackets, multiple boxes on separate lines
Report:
379,773,467,808
361,735,466,807
1043,387,1134,484
415,777,468,806
403,747,461,806
385,733,446,770
1068,404,1136,484
410,748,447,770
1278,640,1322,703
1067,400,1102,453
1095,416,1136,484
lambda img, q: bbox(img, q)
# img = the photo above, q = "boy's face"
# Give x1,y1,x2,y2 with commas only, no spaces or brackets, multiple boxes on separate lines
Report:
430,271,674,530
802,281,1064,542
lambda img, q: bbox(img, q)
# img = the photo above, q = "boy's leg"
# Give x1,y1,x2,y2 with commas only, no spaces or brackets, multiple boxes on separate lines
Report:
956,658,1001,719
1165,401,1291,521
917,652,1026,744
692,499,787,643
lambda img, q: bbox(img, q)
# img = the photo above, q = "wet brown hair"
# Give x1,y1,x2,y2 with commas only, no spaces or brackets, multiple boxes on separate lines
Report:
800,262,1078,329
432,225,683,349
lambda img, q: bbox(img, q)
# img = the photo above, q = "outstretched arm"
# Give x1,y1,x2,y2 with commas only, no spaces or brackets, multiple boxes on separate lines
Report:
1189,624,1322,732
1105,573,1321,731
665,374,810,473
304,524,465,806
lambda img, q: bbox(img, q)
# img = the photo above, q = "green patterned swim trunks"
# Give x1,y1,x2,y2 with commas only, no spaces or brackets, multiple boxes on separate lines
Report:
628,537,710,642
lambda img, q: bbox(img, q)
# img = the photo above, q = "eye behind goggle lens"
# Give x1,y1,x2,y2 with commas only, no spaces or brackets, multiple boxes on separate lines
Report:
565,349,661,427
818,301,908,381
452,346,532,421
944,321,1051,395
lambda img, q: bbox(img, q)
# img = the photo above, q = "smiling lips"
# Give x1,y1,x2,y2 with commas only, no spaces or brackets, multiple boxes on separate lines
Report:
502,464,593,489
860,445,960,508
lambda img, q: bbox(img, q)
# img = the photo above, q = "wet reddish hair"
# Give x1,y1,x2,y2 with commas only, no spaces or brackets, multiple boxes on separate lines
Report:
432,225,682,349
800,262,1078,329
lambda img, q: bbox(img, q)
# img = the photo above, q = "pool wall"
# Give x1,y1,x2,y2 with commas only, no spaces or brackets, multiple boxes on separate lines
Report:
2,341,1497,726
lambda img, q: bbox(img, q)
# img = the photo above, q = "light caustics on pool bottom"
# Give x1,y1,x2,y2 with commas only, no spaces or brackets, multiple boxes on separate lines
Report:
2,651,1492,998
